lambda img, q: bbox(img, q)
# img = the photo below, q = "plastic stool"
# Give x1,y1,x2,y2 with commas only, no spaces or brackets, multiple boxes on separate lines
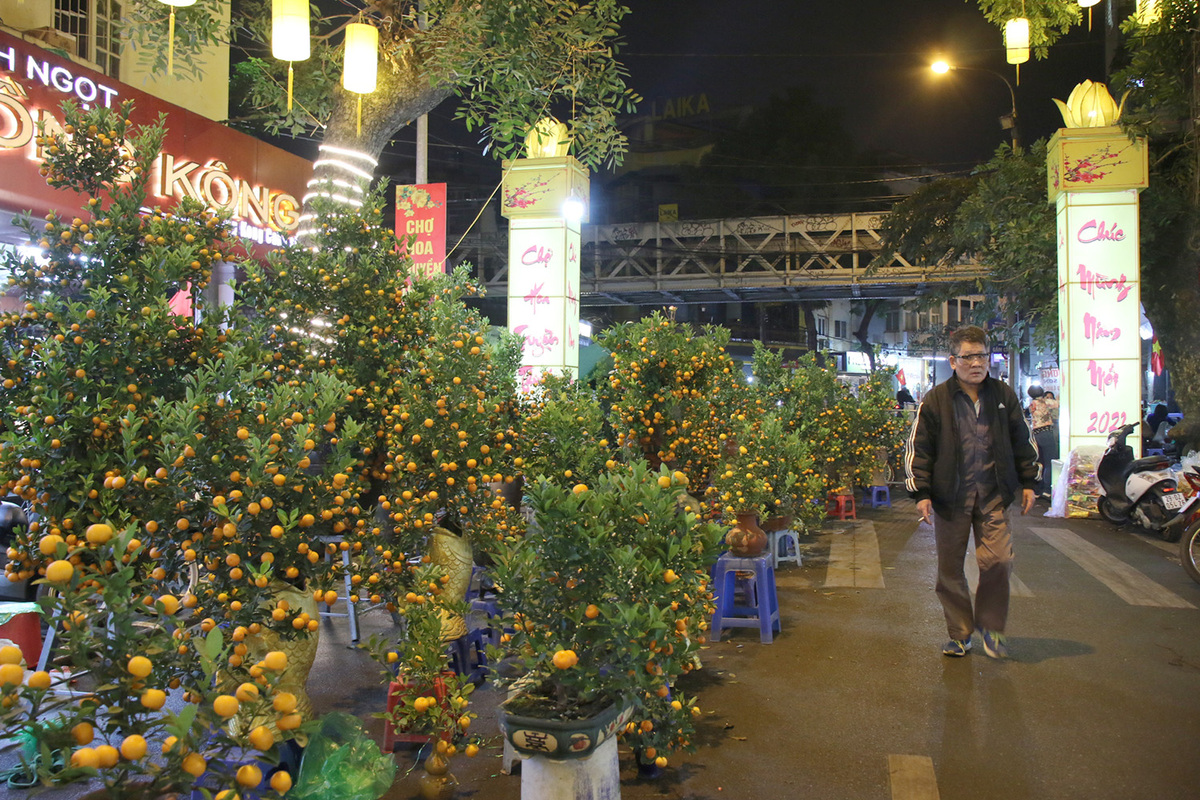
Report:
710,553,780,644
861,485,891,509
767,529,801,569
826,493,856,520
318,537,359,642
0,602,42,667
445,629,489,685
382,676,452,752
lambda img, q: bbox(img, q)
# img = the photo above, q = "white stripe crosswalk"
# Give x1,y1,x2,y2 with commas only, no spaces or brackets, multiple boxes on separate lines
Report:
888,754,940,800
824,521,885,588
1029,526,1195,609
813,520,1188,608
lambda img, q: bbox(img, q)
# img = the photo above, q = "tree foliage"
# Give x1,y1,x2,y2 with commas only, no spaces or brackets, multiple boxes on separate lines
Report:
123,0,638,170
968,0,1200,445
873,142,1056,350
974,0,1081,58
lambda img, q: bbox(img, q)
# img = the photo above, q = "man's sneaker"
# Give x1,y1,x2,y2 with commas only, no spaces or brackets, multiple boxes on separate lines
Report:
979,629,1009,659
942,637,972,657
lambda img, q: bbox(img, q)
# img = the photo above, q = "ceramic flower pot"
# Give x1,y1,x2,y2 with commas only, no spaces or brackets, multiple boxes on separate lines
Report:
498,693,634,760
429,526,473,642
726,513,767,557
227,581,319,743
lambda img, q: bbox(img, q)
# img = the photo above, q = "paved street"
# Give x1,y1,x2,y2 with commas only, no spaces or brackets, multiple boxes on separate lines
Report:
362,495,1200,799
6,495,1199,799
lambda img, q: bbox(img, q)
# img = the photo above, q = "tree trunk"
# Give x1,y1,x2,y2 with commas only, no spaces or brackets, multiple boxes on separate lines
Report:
800,302,823,367
311,48,455,188
854,299,881,372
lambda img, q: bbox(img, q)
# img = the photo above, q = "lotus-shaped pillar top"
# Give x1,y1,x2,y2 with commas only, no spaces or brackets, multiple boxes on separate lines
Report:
1053,80,1125,128
524,117,571,159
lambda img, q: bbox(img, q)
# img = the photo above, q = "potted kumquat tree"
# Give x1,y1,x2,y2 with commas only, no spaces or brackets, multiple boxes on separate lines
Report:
487,462,723,796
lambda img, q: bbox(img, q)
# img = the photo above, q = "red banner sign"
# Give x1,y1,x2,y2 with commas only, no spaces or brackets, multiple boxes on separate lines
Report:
395,183,446,277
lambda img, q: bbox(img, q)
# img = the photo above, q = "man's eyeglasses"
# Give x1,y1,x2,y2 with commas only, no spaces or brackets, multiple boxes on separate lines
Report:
953,353,989,364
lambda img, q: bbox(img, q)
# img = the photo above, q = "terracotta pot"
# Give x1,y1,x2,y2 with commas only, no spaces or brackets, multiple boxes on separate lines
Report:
761,514,793,532
726,513,767,557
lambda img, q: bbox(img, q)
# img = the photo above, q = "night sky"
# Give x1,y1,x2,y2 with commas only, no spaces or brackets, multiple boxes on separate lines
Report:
617,0,1110,168
389,0,1114,218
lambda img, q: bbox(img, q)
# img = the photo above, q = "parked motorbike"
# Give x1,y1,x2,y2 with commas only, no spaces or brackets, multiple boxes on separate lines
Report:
1095,423,1199,542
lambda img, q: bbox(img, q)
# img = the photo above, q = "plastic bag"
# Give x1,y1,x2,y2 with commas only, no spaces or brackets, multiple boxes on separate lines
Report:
290,712,396,800
1046,445,1103,519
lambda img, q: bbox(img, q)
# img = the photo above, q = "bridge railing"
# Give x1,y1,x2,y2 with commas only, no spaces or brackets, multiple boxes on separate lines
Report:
464,211,984,302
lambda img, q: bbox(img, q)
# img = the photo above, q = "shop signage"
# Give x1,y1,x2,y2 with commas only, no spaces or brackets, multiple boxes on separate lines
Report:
394,183,446,276
0,30,310,248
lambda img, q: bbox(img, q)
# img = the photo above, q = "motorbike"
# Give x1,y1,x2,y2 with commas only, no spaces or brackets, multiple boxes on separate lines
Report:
1095,423,1199,542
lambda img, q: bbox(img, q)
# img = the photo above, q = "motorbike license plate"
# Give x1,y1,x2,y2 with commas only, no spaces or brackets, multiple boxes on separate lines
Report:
1162,492,1186,510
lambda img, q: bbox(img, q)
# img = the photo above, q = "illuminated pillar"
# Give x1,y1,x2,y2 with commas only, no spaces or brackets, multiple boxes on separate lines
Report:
500,120,589,391
1047,84,1149,455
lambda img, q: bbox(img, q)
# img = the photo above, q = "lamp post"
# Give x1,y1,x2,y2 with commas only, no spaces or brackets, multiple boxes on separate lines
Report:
931,60,1021,152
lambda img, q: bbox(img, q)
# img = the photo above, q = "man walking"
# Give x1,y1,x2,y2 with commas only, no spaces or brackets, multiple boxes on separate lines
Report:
904,326,1039,659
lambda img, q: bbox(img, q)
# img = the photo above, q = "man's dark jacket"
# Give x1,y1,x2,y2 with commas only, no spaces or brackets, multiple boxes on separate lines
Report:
904,374,1040,520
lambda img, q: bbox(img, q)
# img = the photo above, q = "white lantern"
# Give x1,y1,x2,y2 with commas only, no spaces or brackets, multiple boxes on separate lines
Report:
272,0,311,62
1137,0,1160,24
1005,17,1030,65
272,0,310,112
342,23,378,95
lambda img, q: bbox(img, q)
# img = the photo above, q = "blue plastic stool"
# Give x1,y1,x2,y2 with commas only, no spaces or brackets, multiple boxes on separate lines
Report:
862,485,892,508
710,553,780,644
767,529,802,568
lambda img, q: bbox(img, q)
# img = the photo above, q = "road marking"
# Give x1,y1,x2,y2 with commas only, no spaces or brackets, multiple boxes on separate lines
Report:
1030,527,1195,609
965,543,1034,597
825,521,885,588
888,754,940,800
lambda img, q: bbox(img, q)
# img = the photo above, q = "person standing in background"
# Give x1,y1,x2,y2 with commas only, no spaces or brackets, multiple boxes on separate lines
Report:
1027,387,1057,499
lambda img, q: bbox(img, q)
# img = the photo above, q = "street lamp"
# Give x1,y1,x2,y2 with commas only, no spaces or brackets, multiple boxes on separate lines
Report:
931,60,1021,152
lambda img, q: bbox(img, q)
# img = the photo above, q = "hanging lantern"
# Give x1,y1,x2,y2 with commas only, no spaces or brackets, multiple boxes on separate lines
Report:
1005,18,1030,65
157,0,196,78
342,23,378,94
1004,16,1029,85
1137,0,1160,25
272,0,311,112
342,22,378,137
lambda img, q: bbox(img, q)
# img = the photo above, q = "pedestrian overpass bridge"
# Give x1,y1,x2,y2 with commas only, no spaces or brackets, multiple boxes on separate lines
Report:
462,211,988,307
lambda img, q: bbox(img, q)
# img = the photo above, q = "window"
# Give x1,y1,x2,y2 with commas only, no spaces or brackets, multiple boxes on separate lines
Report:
55,0,121,76
816,316,827,336
834,319,848,339
885,308,900,333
